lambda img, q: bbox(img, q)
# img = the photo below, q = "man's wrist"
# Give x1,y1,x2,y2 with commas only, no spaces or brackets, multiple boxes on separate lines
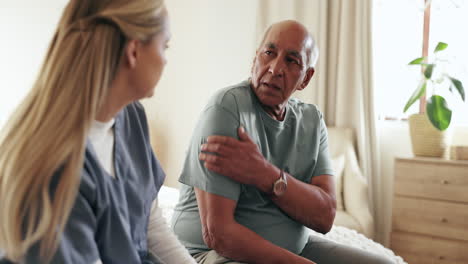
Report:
258,164,281,193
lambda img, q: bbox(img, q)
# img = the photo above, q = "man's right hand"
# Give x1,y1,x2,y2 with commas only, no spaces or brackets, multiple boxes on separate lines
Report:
199,126,278,194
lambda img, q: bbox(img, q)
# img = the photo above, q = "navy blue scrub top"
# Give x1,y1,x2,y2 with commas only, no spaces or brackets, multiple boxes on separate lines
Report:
25,102,165,264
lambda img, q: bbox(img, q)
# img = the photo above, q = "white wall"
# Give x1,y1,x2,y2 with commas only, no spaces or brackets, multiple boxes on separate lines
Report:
0,0,68,126
142,0,259,187
377,122,468,246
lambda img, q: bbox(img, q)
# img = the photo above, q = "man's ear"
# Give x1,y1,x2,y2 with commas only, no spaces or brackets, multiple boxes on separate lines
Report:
298,67,315,90
250,51,258,74
124,39,140,68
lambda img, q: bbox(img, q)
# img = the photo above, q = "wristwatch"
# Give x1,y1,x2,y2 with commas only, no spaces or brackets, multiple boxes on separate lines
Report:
272,169,288,197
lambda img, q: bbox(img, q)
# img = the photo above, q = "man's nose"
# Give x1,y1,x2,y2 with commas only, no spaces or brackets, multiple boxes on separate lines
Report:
268,58,285,77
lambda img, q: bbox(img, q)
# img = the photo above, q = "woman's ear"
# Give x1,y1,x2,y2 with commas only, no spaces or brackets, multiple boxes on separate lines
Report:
299,67,315,90
124,39,140,68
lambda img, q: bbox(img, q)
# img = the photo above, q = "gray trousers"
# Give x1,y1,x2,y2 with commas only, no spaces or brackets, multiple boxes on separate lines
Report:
193,235,395,264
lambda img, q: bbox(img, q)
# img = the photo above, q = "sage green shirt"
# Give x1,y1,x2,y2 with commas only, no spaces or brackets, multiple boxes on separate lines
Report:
171,80,334,255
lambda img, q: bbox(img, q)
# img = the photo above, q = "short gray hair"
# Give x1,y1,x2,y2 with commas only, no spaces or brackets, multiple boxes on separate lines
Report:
306,34,319,68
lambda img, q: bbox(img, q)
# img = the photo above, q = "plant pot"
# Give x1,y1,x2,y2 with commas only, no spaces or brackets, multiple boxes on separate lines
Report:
450,145,468,160
408,113,452,158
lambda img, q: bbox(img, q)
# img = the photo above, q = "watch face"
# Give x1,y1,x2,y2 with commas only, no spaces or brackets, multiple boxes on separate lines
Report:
273,181,287,196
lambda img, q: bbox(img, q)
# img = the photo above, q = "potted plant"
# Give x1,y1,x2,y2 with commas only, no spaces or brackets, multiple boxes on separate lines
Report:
403,42,465,157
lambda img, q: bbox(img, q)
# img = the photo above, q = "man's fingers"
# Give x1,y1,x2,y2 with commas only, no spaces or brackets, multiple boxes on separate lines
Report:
199,152,231,164
201,158,233,176
237,126,253,142
199,152,215,162
200,143,233,156
203,162,224,175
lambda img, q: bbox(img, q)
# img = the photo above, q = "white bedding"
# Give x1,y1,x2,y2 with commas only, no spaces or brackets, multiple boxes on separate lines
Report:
158,186,406,264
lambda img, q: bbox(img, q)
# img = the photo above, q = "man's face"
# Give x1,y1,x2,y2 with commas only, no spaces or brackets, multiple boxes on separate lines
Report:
250,24,313,107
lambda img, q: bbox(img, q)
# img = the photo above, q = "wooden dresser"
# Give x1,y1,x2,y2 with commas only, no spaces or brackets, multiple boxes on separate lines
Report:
391,157,468,264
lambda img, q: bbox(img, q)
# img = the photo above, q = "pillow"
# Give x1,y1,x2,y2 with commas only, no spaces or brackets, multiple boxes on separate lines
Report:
331,155,345,211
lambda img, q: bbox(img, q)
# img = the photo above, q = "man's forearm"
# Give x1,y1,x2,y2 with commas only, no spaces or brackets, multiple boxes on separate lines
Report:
208,221,315,264
270,173,336,233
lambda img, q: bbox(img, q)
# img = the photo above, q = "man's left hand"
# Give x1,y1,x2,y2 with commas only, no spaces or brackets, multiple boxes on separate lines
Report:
199,126,278,192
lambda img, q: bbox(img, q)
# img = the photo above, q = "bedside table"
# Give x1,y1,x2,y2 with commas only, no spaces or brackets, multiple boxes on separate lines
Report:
391,157,468,264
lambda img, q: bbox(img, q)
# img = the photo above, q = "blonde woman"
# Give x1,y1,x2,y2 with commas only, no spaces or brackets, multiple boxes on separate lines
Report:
0,0,196,263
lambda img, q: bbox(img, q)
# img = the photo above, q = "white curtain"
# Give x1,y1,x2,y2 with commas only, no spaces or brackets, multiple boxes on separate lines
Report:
256,0,386,243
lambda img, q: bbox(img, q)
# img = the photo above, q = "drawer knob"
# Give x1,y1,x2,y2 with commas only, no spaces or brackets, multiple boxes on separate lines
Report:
441,218,448,223
439,255,445,260
441,179,449,185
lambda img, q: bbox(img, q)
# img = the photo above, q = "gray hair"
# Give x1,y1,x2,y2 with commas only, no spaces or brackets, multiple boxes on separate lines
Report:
306,35,319,68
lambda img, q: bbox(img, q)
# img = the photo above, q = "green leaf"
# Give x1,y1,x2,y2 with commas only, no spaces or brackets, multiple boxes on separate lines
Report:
434,42,448,52
403,81,426,113
448,76,465,101
424,64,434,79
426,95,452,131
408,57,425,65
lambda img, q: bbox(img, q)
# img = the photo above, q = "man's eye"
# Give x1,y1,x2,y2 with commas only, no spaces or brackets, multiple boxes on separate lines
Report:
265,50,273,55
287,57,300,65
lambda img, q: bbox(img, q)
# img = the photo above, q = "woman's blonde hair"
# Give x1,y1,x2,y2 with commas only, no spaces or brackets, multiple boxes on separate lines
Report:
0,0,166,261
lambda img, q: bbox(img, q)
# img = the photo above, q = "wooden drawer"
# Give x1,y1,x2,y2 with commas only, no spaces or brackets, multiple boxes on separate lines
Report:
391,231,468,264
392,196,468,241
394,158,468,203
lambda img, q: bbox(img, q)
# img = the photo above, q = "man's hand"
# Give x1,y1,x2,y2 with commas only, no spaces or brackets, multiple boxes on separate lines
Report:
199,126,278,193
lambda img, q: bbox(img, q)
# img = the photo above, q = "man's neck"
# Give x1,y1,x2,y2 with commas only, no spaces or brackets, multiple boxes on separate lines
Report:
249,82,288,121
261,103,287,121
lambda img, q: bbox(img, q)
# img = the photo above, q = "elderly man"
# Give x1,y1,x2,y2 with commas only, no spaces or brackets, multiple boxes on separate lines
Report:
172,20,393,264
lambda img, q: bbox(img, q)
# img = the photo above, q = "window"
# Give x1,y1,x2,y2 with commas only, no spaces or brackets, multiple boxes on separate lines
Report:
373,0,468,124
430,0,468,124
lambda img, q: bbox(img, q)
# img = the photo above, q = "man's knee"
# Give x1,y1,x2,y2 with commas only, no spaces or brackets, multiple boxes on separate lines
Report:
361,252,395,264
376,256,396,264
301,235,396,264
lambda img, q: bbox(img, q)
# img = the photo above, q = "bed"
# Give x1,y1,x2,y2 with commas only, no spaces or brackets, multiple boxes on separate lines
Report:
158,186,407,264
